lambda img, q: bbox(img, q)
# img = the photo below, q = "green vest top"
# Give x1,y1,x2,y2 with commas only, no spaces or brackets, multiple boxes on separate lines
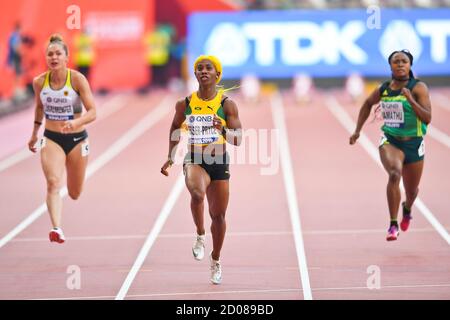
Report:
379,78,427,137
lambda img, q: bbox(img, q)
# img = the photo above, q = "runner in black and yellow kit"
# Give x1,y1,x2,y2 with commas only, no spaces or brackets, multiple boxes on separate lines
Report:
350,50,432,241
161,55,242,284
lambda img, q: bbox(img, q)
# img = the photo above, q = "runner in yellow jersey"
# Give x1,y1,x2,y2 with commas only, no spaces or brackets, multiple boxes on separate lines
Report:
350,50,432,241
161,55,242,284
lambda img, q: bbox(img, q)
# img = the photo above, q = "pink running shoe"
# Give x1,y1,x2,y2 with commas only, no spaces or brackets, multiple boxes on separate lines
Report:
400,202,412,232
386,225,399,241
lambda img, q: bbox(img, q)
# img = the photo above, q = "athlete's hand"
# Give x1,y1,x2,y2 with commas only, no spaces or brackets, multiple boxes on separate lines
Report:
28,135,38,153
401,87,414,102
161,159,173,177
349,132,360,145
61,119,79,134
212,115,223,132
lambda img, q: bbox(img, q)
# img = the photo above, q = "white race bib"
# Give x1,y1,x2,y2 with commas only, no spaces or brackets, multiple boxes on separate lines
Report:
43,96,75,121
379,134,388,147
381,101,404,128
418,140,425,157
186,115,219,145
81,140,90,157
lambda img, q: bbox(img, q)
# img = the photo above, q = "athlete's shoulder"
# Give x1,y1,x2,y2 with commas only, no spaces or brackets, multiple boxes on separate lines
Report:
32,72,47,92
70,69,88,84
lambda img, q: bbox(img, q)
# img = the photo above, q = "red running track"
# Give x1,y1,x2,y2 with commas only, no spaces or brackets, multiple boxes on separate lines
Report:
0,88,448,300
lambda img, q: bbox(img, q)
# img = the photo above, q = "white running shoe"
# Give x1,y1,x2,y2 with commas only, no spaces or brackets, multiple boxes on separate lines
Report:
210,252,222,285
49,227,65,244
192,234,205,261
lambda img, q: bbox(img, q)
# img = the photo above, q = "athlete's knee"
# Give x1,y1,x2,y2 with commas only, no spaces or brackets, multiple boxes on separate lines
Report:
405,187,419,200
47,176,62,194
190,189,205,203
211,211,226,224
388,169,401,184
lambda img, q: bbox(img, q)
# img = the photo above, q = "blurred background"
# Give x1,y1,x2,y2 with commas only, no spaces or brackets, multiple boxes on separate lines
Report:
0,0,449,116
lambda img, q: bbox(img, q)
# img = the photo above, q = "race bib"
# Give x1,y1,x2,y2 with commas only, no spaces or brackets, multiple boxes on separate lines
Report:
186,115,219,145
379,134,388,147
418,140,425,157
381,101,404,128
43,96,74,121
81,140,90,157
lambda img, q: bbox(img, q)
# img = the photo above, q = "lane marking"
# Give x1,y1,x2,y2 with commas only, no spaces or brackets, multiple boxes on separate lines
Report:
326,95,450,246
115,173,185,300
432,92,450,112
270,92,312,300
33,283,450,300
428,125,450,149
11,227,448,243
0,94,129,173
0,95,174,249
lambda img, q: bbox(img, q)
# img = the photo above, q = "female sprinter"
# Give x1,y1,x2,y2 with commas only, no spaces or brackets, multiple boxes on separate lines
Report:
350,50,431,241
28,34,96,244
161,55,242,284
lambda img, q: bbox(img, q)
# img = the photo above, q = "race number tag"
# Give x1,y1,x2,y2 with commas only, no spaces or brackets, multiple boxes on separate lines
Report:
186,115,219,144
381,101,404,128
81,140,90,157
37,137,46,150
418,140,425,157
379,134,388,147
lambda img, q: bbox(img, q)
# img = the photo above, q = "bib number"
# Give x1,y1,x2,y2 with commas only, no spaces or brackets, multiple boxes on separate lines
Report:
381,101,404,128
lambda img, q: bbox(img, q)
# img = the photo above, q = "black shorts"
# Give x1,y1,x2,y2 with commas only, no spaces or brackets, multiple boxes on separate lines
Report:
379,133,425,164
183,152,230,181
44,129,88,155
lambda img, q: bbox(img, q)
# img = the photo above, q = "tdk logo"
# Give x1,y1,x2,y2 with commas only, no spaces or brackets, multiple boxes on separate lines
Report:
203,18,450,66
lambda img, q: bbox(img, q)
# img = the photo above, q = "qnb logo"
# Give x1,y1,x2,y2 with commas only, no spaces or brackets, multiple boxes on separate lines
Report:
190,115,213,122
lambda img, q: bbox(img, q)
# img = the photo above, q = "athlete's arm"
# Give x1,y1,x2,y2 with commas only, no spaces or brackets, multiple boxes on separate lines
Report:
221,98,242,146
28,75,45,153
161,99,186,176
350,86,381,145
63,71,97,133
403,82,432,124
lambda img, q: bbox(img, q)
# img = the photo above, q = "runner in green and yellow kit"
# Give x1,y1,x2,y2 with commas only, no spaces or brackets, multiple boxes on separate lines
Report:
349,50,432,241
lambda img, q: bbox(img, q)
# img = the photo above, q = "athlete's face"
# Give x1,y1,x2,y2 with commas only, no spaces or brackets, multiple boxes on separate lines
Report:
46,43,68,70
195,60,220,86
390,52,411,79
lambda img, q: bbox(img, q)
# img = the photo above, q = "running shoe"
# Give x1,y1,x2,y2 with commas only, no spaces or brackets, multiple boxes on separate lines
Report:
386,225,399,241
49,227,65,244
210,252,222,285
400,202,412,232
192,234,205,261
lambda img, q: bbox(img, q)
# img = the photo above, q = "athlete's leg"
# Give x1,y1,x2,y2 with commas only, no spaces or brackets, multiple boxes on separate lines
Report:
66,140,89,200
41,139,66,228
402,160,424,210
206,180,229,261
185,164,211,236
379,144,405,222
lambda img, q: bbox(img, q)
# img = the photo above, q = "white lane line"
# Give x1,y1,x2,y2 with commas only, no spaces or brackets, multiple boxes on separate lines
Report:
432,92,450,112
270,92,312,300
115,173,185,300
0,95,174,249
0,94,129,173
12,227,449,243
428,125,450,149
33,283,450,300
326,95,450,246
